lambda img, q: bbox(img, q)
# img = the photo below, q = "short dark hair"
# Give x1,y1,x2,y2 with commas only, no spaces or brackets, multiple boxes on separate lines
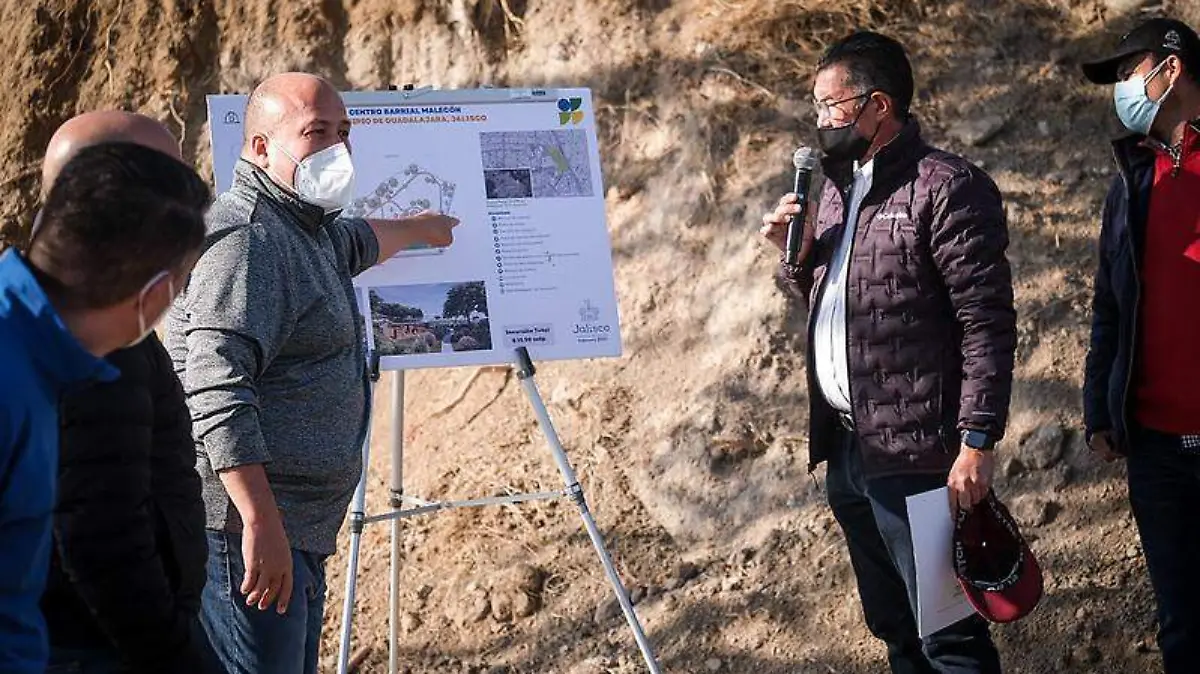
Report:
818,31,915,117
30,142,210,310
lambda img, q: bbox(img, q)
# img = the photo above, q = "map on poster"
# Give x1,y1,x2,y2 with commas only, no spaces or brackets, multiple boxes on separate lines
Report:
206,88,621,370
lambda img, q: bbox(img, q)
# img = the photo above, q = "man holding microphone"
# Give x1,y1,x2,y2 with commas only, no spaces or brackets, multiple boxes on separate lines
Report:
760,31,1016,672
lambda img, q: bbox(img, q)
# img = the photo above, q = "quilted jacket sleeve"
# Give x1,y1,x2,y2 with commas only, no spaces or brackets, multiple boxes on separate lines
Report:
929,167,1018,439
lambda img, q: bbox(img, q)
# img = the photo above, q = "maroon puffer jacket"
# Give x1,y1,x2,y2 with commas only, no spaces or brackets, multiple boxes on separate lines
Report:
780,119,1016,477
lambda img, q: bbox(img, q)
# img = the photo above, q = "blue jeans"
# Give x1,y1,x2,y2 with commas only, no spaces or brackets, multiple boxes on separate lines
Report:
1126,427,1200,673
825,431,1002,674
201,531,329,674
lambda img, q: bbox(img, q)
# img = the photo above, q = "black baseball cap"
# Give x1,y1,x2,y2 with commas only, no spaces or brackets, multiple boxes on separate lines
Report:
1082,18,1200,84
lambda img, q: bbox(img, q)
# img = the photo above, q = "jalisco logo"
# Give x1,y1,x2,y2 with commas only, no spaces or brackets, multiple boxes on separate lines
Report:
578,299,600,323
557,97,584,125
573,299,611,337
223,111,240,124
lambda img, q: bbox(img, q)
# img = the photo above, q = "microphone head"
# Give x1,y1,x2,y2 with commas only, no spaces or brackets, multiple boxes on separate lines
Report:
792,146,821,171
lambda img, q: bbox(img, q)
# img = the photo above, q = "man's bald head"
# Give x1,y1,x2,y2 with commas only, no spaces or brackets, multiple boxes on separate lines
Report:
242,72,351,190
243,73,344,147
42,111,179,198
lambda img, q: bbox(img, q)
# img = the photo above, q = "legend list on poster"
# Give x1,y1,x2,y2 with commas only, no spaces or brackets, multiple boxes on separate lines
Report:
490,207,582,295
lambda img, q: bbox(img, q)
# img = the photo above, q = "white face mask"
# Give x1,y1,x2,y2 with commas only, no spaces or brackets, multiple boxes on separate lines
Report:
127,271,174,348
270,140,357,213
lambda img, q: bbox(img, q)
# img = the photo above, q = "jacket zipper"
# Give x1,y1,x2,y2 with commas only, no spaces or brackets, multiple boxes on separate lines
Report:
1113,145,1140,440
1169,144,1183,178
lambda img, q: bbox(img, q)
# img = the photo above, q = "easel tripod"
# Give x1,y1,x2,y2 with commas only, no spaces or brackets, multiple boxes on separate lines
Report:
335,347,663,673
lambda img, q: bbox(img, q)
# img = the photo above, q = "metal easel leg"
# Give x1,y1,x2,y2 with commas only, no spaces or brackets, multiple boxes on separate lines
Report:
388,372,406,674
337,352,381,674
511,348,663,674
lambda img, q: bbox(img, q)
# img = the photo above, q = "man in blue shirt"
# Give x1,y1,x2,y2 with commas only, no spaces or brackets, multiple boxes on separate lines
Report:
0,142,210,673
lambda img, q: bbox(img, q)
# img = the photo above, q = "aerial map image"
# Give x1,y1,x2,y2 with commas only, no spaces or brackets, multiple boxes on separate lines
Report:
480,130,594,199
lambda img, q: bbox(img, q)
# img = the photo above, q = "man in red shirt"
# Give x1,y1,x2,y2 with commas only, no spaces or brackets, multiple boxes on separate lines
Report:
1082,18,1200,672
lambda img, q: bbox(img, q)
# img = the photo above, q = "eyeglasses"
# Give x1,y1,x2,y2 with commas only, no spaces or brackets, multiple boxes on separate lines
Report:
812,90,875,119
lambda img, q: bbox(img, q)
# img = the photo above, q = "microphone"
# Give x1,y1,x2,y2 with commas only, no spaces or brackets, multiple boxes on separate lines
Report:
786,146,821,266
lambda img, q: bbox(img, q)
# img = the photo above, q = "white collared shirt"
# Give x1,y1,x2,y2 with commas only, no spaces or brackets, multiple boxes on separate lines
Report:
813,159,875,413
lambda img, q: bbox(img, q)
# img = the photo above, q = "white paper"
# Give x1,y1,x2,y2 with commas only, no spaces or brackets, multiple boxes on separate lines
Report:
206,88,621,371
906,487,978,637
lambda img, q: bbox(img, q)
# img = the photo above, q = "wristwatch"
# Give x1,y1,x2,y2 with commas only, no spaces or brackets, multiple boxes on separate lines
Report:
961,429,997,451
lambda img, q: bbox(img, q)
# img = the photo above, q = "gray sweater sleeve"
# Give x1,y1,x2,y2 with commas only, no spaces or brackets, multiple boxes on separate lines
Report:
181,227,294,471
328,217,381,276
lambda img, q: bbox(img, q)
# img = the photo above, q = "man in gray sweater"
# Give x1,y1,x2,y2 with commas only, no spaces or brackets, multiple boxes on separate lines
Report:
165,72,456,674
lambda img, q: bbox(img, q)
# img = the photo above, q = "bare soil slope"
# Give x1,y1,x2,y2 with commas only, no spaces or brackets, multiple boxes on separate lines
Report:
4,1,1198,672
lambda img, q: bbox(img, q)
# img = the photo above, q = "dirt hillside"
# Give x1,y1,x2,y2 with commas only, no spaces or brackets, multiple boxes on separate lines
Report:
4,0,1199,672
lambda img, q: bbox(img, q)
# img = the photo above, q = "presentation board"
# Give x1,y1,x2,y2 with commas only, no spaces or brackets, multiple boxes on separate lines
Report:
207,88,622,370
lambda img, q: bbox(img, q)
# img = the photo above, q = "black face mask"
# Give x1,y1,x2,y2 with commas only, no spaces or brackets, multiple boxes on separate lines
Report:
817,97,879,164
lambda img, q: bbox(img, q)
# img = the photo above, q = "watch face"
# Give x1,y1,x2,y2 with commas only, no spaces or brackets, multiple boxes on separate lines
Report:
963,430,991,449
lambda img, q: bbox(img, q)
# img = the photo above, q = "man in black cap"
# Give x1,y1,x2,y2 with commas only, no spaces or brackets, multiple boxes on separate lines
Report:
1081,17,1200,671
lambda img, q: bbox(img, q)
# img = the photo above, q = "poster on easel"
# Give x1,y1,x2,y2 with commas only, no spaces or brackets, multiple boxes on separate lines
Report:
207,87,622,371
